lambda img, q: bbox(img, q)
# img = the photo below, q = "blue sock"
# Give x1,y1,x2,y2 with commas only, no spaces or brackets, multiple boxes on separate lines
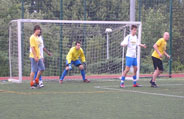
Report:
80,70,86,80
121,76,125,84
34,71,42,81
60,69,68,80
39,75,42,81
133,75,136,85
34,72,37,81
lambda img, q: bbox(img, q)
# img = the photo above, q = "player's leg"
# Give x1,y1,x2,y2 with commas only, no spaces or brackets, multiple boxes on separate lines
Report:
30,58,38,88
35,59,45,85
59,60,71,84
132,66,137,85
38,59,44,87
132,58,142,87
74,60,90,83
34,71,43,87
120,57,132,88
34,71,37,81
151,57,163,87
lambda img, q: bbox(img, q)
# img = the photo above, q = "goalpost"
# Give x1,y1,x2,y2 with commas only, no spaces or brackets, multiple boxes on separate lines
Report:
8,19,142,83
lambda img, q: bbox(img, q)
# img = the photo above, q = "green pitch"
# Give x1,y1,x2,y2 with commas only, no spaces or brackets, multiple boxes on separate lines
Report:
0,78,184,119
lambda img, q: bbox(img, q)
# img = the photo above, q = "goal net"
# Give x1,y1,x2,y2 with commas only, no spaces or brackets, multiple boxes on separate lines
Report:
8,19,142,83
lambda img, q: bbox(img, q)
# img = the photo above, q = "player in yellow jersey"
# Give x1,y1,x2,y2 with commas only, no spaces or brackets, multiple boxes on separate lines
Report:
150,32,170,88
29,25,45,89
59,41,90,84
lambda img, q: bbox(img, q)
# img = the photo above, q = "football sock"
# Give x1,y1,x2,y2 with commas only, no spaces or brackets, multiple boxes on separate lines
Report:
34,72,37,80
35,78,39,84
133,75,136,85
34,72,42,81
39,75,42,81
121,76,125,84
80,70,86,80
60,69,68,80
30,81,34,86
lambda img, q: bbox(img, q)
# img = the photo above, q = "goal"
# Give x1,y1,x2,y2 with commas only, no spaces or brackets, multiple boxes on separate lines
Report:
8,19,142,83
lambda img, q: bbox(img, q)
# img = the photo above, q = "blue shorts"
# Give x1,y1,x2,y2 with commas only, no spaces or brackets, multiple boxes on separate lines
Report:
66,60,82,67
126,56,137,67
30,58,45,72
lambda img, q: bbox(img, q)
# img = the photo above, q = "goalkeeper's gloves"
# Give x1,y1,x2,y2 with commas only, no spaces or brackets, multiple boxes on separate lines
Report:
68,64,72,70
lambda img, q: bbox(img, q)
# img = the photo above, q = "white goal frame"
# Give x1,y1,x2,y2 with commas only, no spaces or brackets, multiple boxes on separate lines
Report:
8,19,142,83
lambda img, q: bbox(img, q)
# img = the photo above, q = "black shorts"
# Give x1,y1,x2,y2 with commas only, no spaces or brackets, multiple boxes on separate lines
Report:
152,56,163,71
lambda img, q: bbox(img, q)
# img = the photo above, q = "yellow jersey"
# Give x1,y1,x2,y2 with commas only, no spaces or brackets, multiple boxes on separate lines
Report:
66,47,86,64
29,34,41,59
152,38,167,60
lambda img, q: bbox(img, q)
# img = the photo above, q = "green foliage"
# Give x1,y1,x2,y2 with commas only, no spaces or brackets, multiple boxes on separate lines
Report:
1,0,184,77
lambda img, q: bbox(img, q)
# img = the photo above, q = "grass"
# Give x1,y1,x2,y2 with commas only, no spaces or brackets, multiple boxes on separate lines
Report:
0,78,184,119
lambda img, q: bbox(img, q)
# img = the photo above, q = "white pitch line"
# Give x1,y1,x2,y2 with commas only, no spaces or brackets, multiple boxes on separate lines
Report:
95,85,184,99
95,83,184,88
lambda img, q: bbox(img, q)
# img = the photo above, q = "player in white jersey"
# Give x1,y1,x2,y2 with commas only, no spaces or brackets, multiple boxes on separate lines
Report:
34,31,52,87
120,25,146,88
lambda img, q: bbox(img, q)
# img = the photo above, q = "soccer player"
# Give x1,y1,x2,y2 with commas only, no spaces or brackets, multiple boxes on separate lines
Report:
120,25,146,88
150,32,170,88
34,31,52,87
59,41,90,84
29,25,45,89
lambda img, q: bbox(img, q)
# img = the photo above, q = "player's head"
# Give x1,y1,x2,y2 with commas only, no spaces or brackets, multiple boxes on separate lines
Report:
34,25,41,36
75,41,81,50
163,32,169,41
131,25,137,36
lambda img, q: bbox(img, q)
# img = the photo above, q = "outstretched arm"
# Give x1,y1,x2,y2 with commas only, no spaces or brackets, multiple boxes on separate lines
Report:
139,44,147,48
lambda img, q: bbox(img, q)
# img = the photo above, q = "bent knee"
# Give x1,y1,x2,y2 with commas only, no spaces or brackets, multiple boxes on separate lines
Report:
65,67,69,70
79,65,84,70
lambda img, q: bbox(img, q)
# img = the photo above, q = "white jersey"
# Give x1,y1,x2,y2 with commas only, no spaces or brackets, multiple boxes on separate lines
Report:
121,34,139,58
38,36,44,58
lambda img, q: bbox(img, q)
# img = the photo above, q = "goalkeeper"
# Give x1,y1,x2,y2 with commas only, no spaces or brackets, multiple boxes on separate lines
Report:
59,41,90,84
120,25,146,88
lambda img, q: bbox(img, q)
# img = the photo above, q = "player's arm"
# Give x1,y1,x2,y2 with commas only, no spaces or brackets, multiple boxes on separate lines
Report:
121,42,127,47
163,51,170,59
43,47,52,56
139,44,147,48
31,47,38,62
153,43,162,58
120,36,128,47
66,48,73,64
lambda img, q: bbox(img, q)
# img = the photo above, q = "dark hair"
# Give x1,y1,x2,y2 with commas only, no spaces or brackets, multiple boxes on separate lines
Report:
75,41,81,45
131,25,137,30
34,25,41,32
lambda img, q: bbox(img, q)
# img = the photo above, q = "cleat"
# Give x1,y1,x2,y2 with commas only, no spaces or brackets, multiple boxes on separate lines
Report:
151,83,158,88
35,78,39,84
133,84,143,87
59,80,63,84
30,81,38,89
120,84,125,88
83,79,90,83
39,81,44,88
150,78,153,85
